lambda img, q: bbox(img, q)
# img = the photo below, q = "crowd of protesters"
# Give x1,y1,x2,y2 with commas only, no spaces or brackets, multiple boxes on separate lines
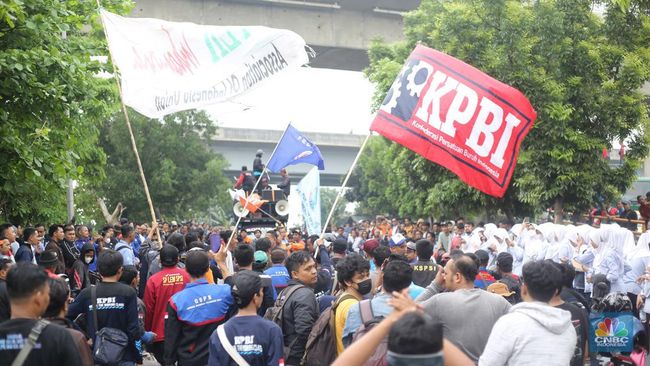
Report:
0,213,649,366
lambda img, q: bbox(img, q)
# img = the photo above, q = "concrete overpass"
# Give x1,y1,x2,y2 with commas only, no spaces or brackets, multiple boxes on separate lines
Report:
211,127,365,186
131,0,421,71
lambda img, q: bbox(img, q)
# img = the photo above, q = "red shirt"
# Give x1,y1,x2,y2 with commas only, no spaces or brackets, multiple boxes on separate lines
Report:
144,266,190,342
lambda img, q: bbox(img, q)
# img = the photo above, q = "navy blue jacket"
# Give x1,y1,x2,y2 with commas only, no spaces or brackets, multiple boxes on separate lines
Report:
67,281,142,363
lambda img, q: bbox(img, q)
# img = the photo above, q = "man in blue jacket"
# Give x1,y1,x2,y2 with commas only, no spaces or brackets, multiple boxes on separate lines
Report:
164,250,235,366
67,249,142,365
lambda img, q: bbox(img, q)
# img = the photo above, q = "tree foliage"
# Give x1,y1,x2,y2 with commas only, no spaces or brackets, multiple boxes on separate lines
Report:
352,0,650,221
0,0,132,223
93,109,231,223
321,188,349,229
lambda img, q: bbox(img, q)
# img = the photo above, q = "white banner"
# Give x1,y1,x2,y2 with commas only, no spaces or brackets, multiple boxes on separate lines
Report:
296,167,321,236
100,10,309,118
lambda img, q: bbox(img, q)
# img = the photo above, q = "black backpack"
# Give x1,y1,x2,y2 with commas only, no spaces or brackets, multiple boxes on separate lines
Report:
242,173,255,192
301,293,356,366
263,284,305,358
91,285,128,366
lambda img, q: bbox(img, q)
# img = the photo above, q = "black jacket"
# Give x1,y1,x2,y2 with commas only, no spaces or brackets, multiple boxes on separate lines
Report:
0,279,10,323
67,282,143,363
281,279,319,365
253,156,264,174
278,175,291,197
0,318,82,366
411,260,438,288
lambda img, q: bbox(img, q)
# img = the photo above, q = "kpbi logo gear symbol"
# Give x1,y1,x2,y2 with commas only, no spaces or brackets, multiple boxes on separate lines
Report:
380,59,432,121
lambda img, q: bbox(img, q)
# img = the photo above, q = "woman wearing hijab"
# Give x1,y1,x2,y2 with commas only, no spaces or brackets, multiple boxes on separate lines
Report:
517,224,545,266
536,223,557,261
593,226,626,294
623,230,650,315
505,226,525,276
553,227,581,264
574,229,605,299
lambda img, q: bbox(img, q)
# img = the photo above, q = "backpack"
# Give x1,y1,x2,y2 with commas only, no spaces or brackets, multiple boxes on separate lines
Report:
350,299,388,366
263,284,305,327
263,284,306,359
301,293,356,366
91,285,128,366
242,173,255,192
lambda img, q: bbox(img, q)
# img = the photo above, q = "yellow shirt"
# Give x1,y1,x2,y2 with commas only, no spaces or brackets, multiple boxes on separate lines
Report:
335,297,359,355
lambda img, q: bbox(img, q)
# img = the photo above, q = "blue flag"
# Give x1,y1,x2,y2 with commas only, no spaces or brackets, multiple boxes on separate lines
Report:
296,167,321,235
266,124,325,173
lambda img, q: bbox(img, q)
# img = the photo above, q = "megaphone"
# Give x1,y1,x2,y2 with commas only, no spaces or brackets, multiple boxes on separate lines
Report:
233,202,250,218
275,200,289,216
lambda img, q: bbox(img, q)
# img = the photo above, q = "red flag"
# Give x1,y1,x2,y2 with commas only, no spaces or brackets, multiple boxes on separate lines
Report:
371,45,537,197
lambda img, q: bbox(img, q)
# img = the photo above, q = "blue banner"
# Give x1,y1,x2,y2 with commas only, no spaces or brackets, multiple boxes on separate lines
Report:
266,124,325,173
296,167,321,235
588,312,634,353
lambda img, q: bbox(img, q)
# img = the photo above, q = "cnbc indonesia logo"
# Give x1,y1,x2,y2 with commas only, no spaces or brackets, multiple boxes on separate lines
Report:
594,318,629,347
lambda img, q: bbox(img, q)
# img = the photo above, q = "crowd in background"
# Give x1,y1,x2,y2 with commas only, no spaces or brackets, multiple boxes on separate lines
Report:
0,211,649,365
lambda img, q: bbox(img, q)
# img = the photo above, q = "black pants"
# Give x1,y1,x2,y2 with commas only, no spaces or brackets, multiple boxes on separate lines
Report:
147,341,165,365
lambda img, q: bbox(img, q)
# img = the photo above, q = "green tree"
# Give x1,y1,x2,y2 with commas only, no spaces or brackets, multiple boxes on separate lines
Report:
352,0,650,221
94,109,231,222
321,188,349,229
0,0,131,223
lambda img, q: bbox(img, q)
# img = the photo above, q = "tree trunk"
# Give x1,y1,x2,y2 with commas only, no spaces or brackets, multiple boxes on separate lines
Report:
553,198,564,224
97,198,125,225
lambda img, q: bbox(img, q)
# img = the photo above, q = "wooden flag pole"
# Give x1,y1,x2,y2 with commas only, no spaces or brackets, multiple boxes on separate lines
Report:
320,134,371,237
96,4,161,241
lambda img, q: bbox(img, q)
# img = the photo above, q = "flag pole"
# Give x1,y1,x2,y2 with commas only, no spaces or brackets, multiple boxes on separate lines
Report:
320,134,371,237
95,3,161,242
226,123,291,247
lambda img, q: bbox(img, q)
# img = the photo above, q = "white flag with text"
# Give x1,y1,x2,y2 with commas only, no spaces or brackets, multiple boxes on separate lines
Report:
100,10,309,118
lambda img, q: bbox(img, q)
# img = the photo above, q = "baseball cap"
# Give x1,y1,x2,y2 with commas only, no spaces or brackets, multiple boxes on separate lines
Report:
406,241,417,251
362,239,379,254
332,238,348,254
388,233,406,247
254,250,268,264
487,282,514,297
160,245,179,267
231,270,262,307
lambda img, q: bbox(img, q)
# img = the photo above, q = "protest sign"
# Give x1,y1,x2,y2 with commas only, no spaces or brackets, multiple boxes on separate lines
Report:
100,10,309,118
370,45,537,197
588,312,634,353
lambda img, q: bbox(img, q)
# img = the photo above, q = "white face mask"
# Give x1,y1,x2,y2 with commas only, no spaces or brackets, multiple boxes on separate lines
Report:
104,237,110,244
84,256,93,264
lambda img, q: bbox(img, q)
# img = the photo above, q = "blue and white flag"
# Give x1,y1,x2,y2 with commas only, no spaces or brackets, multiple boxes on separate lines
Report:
266,124,325,173
296,167,321,235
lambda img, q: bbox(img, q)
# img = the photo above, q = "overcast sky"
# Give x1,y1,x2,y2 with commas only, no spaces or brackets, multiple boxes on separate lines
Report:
203,67,376,135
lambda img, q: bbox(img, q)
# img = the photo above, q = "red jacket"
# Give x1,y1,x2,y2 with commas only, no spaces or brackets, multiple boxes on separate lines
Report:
144,266,190,342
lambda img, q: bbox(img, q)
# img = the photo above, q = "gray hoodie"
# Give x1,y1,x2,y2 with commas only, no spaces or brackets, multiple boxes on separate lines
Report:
479,302,576,366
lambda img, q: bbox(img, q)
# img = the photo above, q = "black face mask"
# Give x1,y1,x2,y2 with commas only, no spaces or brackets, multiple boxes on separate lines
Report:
356,278,372,295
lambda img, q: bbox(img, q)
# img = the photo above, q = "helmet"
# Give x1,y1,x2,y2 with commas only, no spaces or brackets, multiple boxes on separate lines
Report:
256,149,263,156
592,292,632,313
